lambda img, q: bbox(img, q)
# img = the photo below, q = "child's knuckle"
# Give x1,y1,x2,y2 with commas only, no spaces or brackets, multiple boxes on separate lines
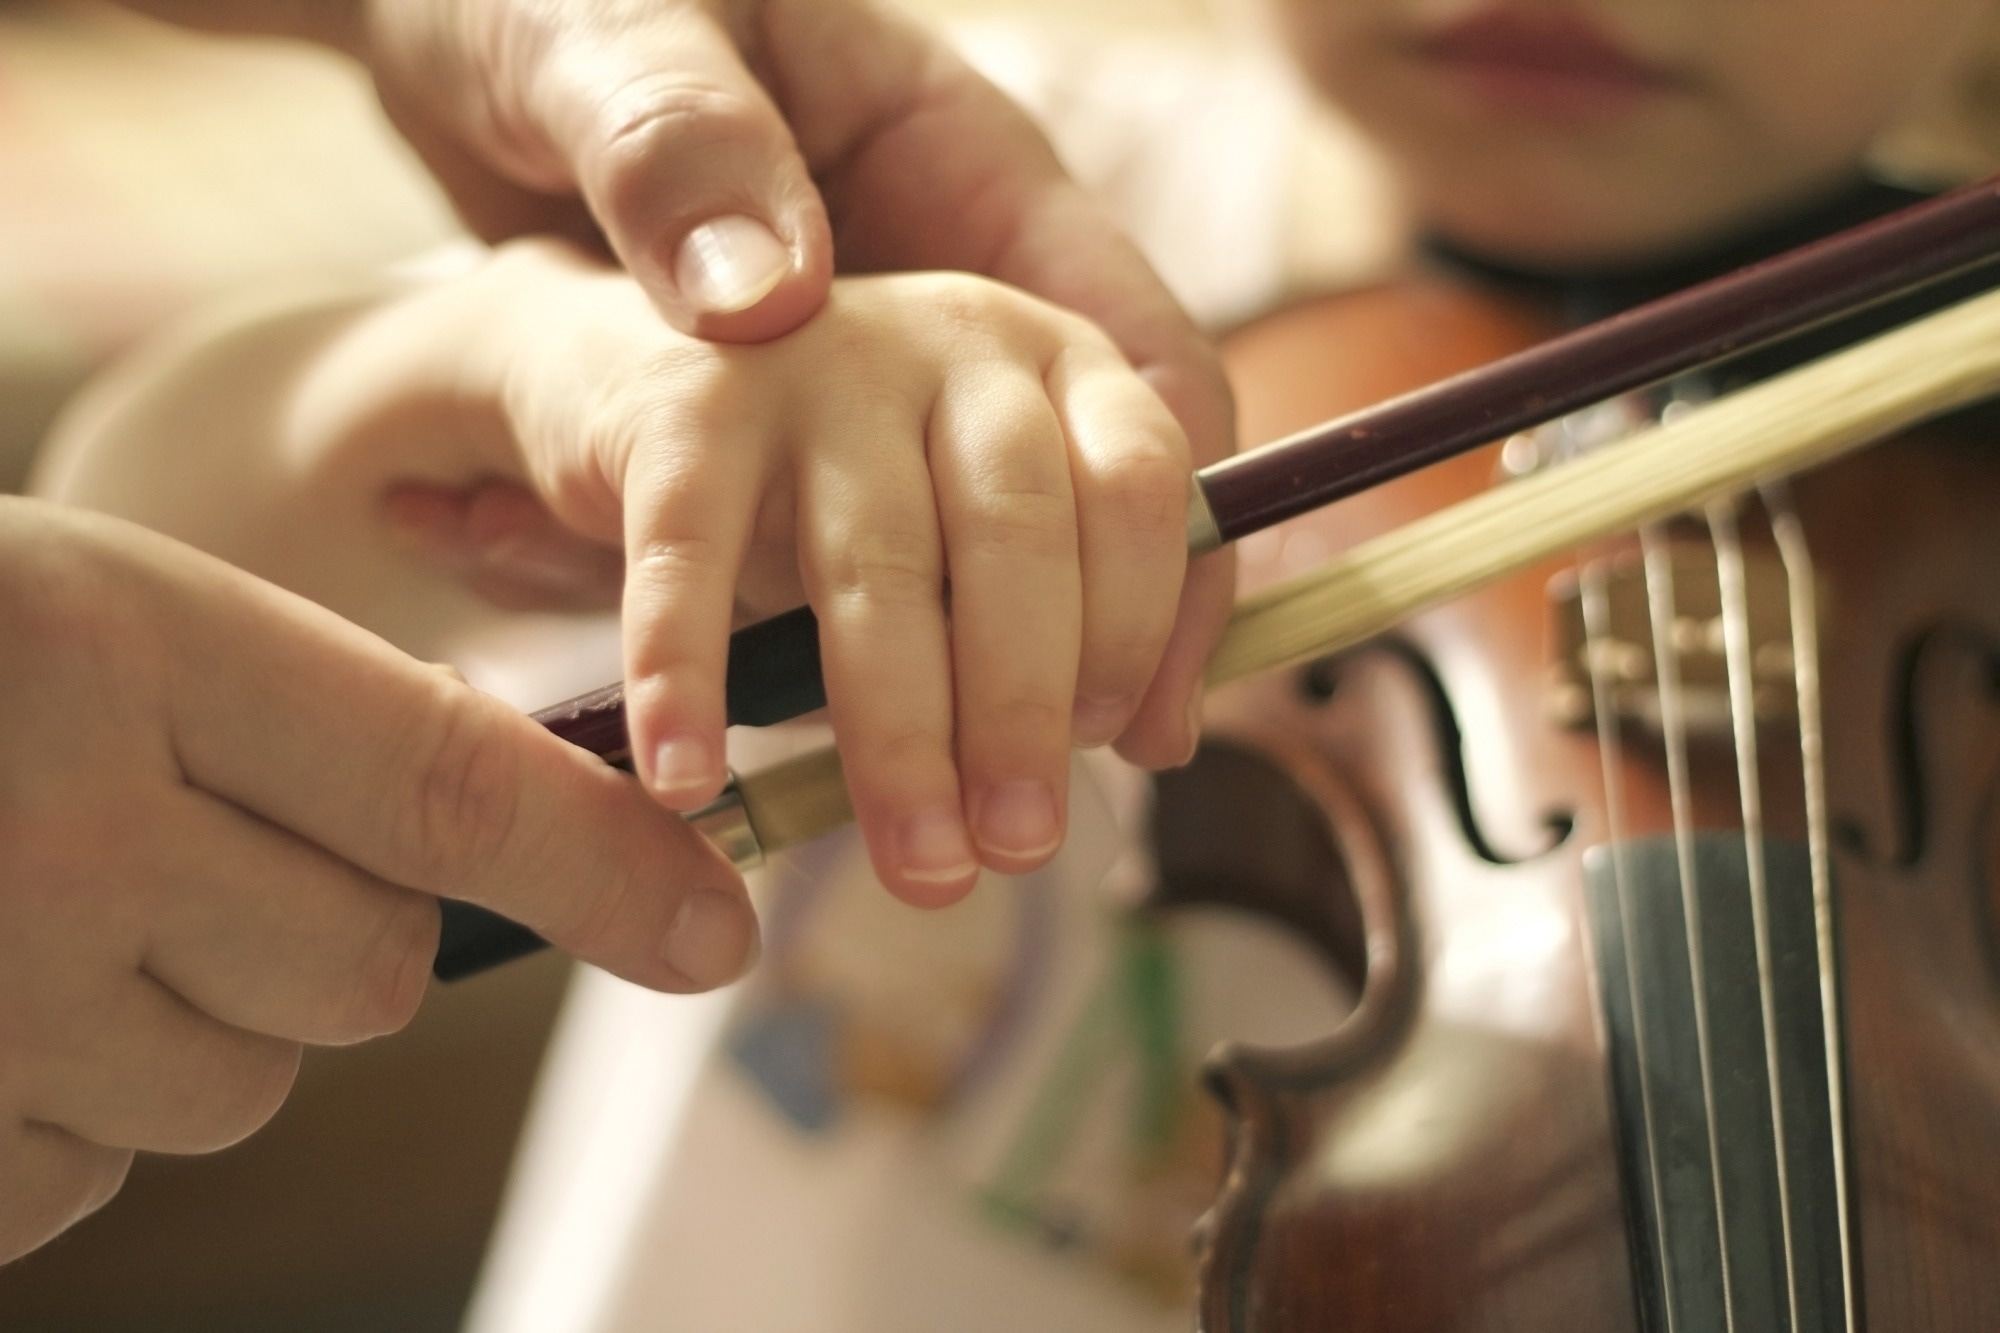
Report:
859,725,948,776
629,532,730,588
910,272,1030,342
1087,622,1165,680
601,355,727,463
980,692,1072,738
963,486,1075,561
821,528,940,605
1094,443,1190,536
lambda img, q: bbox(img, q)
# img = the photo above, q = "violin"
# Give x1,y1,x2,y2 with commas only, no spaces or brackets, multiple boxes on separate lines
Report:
440,179,2000,1329
1179,256,2000,1326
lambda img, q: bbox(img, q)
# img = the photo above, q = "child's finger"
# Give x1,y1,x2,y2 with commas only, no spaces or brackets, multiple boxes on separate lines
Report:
797,409,974,906
930,367,1081,875
620,437,766,810
1117,344,1237,772
1116,547,1233,769
1051,342,1192,749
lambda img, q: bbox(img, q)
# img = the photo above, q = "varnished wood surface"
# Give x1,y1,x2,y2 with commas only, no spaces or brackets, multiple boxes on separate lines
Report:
1186,282,2000,1331
1199,177,2000,543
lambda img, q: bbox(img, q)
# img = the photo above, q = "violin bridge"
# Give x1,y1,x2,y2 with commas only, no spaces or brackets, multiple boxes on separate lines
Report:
1546,533,1798,738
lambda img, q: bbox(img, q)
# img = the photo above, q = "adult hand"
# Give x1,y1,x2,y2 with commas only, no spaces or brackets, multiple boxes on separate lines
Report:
0,498,757,1263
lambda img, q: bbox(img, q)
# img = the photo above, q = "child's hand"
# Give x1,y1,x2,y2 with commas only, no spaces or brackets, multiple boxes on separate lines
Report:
476,240,1214,903
45,239,1227,906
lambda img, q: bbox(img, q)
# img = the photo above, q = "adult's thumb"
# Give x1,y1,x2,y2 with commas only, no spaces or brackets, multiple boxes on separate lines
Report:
519,3,836,341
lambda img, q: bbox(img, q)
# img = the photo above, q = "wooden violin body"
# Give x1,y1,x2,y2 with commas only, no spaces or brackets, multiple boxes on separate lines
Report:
1167,281,2000,1330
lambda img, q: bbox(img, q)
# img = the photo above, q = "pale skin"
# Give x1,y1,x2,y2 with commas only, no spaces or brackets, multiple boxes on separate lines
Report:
24,0,1978,1277
16,241,1196,1252
0,497,756,1264
111,0,1235,845
1280,0,1998,266
42,241,1203,900
115,0,1235,478
6,0,1233,1263
517,261,1201,890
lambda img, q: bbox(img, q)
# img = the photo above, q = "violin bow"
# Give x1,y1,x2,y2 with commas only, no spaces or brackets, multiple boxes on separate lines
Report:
437,176,2000,978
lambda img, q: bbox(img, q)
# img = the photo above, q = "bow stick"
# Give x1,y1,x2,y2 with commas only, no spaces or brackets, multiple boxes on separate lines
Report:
436,179,2000,978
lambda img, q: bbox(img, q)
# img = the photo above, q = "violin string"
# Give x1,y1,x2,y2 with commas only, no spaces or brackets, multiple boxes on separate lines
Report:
1708,496,1804,1330
1578,552,1683,1333
1640,522,1740,1330
1763,479,1858,1333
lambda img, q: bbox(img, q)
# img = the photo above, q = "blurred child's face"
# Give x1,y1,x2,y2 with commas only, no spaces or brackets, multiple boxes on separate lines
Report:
1278,0,1994,265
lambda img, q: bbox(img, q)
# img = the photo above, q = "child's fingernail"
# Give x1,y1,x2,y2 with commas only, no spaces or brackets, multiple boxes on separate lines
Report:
974,780,1061,863
897,807,978,885
674,215,790,314
650,736,717,802
1071,695,1130,748
660,889,759,989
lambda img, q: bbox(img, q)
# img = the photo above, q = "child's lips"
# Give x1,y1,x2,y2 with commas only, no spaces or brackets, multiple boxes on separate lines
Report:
1408,8,1683,121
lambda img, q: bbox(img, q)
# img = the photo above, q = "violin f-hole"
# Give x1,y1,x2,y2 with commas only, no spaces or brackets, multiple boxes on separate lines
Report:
1303,642,1576,867
1837,622,2000,869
